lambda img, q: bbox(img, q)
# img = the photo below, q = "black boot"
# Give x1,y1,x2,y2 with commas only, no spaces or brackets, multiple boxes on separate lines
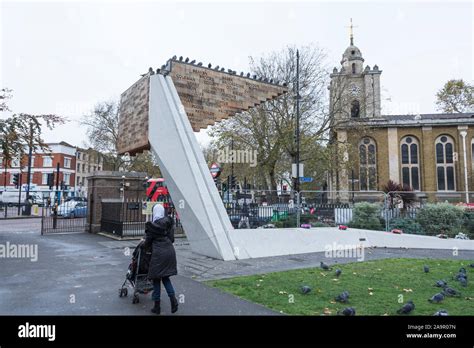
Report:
170,296,178,313
151,300,161,314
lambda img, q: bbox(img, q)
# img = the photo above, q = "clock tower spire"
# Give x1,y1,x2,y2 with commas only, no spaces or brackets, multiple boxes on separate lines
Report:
329,24,382,120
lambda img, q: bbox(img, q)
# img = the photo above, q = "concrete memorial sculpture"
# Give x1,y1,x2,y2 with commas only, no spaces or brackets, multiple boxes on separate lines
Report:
117,57,287,260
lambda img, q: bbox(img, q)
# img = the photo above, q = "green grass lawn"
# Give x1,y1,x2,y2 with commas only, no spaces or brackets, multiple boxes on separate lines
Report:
206,258,474,315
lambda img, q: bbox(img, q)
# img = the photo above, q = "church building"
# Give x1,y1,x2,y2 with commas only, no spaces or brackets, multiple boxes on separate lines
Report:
329,26,474,202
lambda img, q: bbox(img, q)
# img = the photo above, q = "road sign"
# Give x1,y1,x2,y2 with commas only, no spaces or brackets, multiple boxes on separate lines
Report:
210,162,221,178
299,177,313,183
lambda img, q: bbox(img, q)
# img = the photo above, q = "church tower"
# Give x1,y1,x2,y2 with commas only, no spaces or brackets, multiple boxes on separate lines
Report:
329,19,382,120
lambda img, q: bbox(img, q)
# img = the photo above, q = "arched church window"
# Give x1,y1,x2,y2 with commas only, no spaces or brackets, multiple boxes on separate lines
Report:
351,100,360,118
400,136,420,190
435,135,456,191
359,137,377,191
352,63,356,74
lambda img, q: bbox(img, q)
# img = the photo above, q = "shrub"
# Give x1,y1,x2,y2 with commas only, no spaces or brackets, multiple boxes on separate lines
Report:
415,203,465,237
462,210,474,238
348,202,383,231
388,217,423,235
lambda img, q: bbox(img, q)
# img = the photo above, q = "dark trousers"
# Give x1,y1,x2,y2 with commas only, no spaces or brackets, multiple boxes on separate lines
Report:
152,276,175,301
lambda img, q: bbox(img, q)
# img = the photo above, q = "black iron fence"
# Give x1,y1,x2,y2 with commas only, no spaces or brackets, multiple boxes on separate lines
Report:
41,200,88,234
101,200,183,238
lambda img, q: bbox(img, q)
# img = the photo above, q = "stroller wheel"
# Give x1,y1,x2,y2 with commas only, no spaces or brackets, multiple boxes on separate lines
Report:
119,288,128,297
132,294,139,304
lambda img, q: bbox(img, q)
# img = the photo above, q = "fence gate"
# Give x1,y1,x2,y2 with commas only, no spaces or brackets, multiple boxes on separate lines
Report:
41,200,87,235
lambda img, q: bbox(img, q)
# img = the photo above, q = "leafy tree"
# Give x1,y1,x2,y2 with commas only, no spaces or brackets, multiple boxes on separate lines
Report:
436,79,473,113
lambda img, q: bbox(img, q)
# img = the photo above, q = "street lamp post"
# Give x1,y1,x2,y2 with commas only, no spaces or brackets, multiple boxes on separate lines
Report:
460,130,469,203
295,49,301,193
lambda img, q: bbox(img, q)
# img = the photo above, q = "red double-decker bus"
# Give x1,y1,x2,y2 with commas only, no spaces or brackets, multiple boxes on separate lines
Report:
146,178,171,208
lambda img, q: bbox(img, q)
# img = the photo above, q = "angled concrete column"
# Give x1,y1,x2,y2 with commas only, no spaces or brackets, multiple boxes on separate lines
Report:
148,74,238,260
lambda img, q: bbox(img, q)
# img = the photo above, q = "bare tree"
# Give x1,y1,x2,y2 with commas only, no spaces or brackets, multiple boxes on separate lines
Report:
82,101,161,175
0,88,12,112
209,44,355,191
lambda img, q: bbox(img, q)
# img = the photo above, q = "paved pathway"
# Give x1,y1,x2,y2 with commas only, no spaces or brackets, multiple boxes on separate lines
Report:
1,220,473,315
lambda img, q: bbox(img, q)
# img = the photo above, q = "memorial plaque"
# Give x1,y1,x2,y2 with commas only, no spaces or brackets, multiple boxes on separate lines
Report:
117,57,288,155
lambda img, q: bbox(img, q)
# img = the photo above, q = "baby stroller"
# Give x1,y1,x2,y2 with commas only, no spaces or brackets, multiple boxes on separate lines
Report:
119,240,154,304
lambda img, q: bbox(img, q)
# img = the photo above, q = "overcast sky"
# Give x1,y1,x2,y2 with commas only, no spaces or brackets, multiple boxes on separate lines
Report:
1,0,472,148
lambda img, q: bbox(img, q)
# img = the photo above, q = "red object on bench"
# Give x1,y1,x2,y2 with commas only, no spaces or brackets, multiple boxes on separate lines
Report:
391,229,403,234
338,225,348,230
301,224,311,229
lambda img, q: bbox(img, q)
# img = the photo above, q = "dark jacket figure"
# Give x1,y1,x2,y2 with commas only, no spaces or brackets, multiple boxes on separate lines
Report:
144,216,177,280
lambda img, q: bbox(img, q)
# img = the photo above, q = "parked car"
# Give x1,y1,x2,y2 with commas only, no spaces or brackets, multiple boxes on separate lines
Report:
56,201,88,218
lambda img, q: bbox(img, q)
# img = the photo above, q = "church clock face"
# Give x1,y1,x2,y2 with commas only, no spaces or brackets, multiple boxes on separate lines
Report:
350,84,361,96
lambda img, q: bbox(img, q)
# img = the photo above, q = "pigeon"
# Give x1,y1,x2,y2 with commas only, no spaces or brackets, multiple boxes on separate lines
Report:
190,60,196,64
428,293,445,303
458,277,468,287
184,57,189,63
454,272,467,281
172,55,177,60
246,73,251,78
197,62,203,66
300,285,311,294
423,265,430,273
207,63,212,68
442,286,460,297
434,280,447,287
397,300,415,314
469,263,474,268
433,310,449,316
335,269,342,278
338,307,356,316
214,65,220,70
335,291,350,303
320,262,331,271
459,267,467,274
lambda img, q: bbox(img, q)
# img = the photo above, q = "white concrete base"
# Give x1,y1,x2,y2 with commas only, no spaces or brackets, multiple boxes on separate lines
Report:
228,227,474,259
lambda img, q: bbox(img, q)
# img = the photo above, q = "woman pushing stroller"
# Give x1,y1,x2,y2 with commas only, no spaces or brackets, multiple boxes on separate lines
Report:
144,203,179,314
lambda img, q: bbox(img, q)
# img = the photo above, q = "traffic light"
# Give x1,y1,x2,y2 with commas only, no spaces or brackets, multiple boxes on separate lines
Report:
47,173,54,189
13,173,19,188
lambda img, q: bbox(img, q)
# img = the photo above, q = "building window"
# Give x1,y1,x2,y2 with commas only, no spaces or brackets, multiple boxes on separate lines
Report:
64,157,71,168
43,156,53,167
64,173,70,185
42,173,49,185
435,135,456,191
352,63,356,74
77,163,81,172
12,157,20,167
351,100,360,118
400,136,420,190
359,137,377,191
77,176,81,185
82,163,86,172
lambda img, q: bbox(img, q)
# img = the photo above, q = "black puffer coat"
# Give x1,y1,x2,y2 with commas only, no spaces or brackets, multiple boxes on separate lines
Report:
144,216,177,280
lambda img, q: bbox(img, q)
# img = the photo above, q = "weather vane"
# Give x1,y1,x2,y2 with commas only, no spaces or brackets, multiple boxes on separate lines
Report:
347,18,358,45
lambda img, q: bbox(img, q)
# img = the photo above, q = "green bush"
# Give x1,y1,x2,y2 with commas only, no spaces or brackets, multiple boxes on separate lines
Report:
415,203,465,237
388,217,423,235
348,202,383,231
462,210,474,238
